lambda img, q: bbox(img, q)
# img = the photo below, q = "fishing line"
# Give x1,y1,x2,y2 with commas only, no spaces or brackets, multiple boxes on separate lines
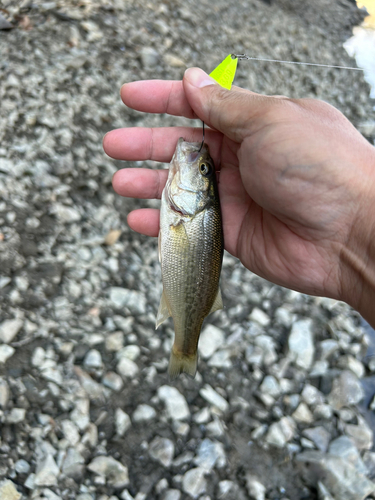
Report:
198,121,205,152
231,53,364,72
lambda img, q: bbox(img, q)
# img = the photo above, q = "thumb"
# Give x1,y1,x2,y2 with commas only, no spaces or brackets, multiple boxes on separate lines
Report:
183,67,268,143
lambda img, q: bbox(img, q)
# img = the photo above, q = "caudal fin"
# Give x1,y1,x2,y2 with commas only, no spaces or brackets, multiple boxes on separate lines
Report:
168,348,198,380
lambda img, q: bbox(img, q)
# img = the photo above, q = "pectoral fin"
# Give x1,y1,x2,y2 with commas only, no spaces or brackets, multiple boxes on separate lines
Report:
209,288,223,314
156,290,171,329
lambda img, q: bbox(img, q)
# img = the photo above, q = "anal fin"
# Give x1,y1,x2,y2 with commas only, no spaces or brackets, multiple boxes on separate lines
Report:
156,290,170,329
209,287,223,314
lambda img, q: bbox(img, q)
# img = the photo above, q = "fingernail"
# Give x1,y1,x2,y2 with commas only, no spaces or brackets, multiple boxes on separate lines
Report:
184,67,216,88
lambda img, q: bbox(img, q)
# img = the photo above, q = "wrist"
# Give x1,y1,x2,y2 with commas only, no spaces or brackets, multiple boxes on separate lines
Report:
339,150,375,325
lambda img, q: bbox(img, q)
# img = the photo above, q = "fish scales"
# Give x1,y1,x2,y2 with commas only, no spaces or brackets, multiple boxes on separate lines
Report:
156,138,224,379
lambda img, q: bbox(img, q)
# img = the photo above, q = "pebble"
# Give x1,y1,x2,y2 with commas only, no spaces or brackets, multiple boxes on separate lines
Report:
194,439,226,472
102,371,124,392
140,47,159,68
249,307,270,326
6,408,26,424
302,426,331,452
199,384,229,413
84,349,103,369
0,345,15,363
328,370,365,410
265,418,296,448
163,490,181,500
288,319,315,369
259,375,281,398
0,318,23,343
217,480,240,500
34,454,60,487
115,408,131,437
198,325,225,359
329,436,368,474
105,331,124,352
207,349,232,368
0,378,9,407
157,385,190,421
61,419,80,445
132,404,157,423
109,287,146,314
117,358,139,378
301,384,324,406
70,398,90,431
88,456,129,488
149,437,175,467
153,19,169,35
62,447,85,478
182,468,206,499
292,403,314,424
246,475,266,500
297,450,375,500
313,404,333,420
345,416,374,450
0,480,21,500
117,345,141,361
14,459,30,474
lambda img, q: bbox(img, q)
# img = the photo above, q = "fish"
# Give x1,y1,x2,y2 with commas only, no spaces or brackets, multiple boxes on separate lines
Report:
156,137,224,379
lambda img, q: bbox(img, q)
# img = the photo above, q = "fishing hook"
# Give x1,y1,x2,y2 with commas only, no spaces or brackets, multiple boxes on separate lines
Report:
198,121,205,152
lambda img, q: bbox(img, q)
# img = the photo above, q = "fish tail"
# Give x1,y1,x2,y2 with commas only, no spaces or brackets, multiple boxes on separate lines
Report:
168,346,198,380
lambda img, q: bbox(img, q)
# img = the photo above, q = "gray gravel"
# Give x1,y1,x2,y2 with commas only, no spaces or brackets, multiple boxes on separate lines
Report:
0,0,375,499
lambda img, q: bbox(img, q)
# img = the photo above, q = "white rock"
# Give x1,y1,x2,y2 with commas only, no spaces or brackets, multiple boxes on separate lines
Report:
105,331,124,352
0,318,23,343
87,456,129,488
249,308,270,326
163,490,181,500
198,325,225,359
259,375,281,398
117,358,139,378
0,378,9,408
328,370,364,410
199,384,229,413
207,349,232,368
140,47,159,68
14,459,30,474
6,408,26,424
266,422,287,448
84,349,102,369
61,419,80,446
158,386,190,421
52,204,81,223
194,439,226,472
109,288,146,314
34,454,60,487
133,404,156,423
102,372,124,392
288,319,314,369
292,403,314,424
275,307,294,327
41,367,63,386
117,345,141,361
115,408,131,437
32,347,45,367
70,398,90,431
301,384,324,406
0,480,21,500
246,475,266,500
0,345,15,363
62,447,85,477
182,468,206,499
149,437,175,467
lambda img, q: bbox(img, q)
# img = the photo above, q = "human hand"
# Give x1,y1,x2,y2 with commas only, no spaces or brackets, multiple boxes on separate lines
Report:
103,68,375,324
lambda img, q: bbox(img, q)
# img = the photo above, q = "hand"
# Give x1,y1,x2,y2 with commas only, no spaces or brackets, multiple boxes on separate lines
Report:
103,68,375,324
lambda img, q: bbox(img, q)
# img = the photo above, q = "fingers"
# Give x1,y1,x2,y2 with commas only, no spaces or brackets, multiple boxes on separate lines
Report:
113,168,168,199
127,208,160,237
121,80,194,118
183,68,282,143
103,126,223,164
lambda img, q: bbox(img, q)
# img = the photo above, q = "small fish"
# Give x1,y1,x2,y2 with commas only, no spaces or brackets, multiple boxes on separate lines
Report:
156,138,224,379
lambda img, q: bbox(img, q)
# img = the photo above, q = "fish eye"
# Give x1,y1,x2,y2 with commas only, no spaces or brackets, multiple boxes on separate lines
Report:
199,162,213,176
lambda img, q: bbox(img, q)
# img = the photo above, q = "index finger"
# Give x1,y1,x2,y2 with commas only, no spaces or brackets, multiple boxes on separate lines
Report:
121,80,195,118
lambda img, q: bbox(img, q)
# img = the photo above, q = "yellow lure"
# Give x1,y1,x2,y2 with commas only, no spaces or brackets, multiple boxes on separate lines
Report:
209,54,238,90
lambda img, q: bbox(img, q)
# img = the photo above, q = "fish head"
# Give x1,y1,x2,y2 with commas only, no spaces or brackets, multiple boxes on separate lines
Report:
167,138,217,216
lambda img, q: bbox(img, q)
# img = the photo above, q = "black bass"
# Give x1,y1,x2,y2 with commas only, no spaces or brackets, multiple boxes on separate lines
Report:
156,138,224,379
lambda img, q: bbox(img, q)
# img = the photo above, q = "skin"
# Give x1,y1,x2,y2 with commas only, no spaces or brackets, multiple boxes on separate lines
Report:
103,67,375,327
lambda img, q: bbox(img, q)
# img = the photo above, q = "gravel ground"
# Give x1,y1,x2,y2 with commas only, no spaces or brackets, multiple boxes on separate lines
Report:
1,1,375,499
